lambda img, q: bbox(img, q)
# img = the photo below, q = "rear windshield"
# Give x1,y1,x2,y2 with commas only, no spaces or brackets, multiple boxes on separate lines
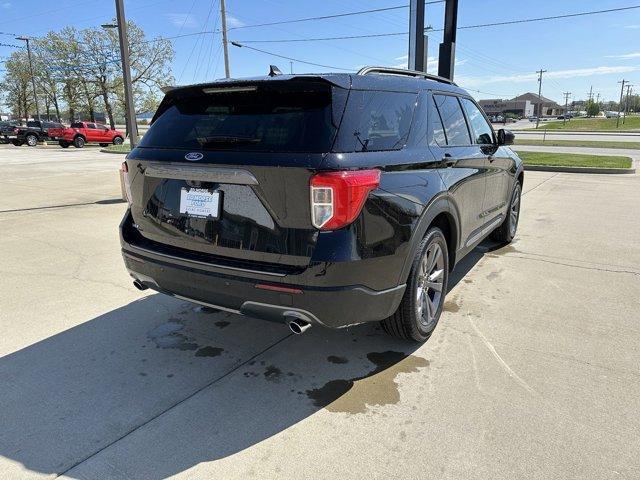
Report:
140,82,341,153
334,90,417,152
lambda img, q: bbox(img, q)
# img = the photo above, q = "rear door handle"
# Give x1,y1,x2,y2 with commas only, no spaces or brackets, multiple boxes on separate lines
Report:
442,154,456,167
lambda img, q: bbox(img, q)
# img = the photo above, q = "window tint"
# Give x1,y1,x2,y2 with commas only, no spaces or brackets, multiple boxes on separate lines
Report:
27,121,40,128
430,97,447,145
433,94,470,145
71,122,84,128
140,82,338,153
335,90,416,152
87,123,97,129
460,97,494,145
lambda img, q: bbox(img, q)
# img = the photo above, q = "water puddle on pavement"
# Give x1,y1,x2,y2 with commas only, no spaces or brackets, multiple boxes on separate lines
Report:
306,351,429,414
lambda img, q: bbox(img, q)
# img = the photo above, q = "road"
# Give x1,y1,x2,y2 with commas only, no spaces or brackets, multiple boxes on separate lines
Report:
1,145,639,479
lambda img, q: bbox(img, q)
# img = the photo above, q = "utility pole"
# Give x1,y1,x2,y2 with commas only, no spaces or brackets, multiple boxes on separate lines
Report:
617,79,627,128
587,85,593,103
289,61,293,74
15,36,40,121
438,0,458,80
408,0,426,71
562,92,571,124
623,84,633,124
220,0,231,78
113,0,138,148
535,69,546,129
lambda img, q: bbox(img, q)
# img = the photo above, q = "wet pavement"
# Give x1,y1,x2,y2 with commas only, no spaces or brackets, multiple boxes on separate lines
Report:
1,146,639,479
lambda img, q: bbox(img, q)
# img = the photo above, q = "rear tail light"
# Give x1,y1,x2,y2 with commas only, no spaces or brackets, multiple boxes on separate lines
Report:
310,169,381,230
120,161,132,205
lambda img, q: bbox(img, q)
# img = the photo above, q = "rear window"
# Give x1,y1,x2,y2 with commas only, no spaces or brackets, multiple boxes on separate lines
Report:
334,90,417,152
140,82,340,153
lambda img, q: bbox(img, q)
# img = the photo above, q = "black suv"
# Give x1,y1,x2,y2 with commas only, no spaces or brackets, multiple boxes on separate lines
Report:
120,67,523,342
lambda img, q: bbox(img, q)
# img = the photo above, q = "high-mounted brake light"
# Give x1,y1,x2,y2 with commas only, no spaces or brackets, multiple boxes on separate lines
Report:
310,169,381,230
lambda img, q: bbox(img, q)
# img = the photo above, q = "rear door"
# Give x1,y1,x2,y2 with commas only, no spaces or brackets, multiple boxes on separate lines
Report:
125,80,344,269
459,97,510,223
85,123,99,142
429,93,487,248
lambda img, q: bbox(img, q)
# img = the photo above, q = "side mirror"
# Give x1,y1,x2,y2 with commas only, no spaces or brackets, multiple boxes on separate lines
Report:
497,128,514,146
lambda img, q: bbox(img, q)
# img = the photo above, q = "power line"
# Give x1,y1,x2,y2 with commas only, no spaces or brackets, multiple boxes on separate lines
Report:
233,4,640,43
230,41,352,71
226,1,445,31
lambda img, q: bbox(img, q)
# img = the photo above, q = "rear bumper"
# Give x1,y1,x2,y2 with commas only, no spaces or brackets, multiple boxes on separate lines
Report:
120,214,405,329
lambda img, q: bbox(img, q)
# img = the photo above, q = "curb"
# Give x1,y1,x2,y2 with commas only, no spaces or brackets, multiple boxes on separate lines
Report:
100,149,129,154
524,165,636,174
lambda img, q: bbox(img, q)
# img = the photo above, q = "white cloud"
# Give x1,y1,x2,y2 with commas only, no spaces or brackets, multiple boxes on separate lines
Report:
1,2,11,8
605,52,640,59
458,65,640,87
394,54,408,61
391,55,438,70
624,24,640,29
226,15,245,28
165,13,197,28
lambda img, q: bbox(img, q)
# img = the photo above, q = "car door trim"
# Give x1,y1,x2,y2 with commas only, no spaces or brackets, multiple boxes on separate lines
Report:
144,163,259,185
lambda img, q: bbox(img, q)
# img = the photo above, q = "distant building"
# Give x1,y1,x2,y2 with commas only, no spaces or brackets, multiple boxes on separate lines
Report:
479,93,563,118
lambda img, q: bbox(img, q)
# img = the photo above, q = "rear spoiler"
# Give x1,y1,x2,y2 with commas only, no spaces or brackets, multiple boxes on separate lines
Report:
151,76,351,125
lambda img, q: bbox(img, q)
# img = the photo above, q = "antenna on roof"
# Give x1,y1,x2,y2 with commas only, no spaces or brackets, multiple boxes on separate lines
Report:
268,65,283,77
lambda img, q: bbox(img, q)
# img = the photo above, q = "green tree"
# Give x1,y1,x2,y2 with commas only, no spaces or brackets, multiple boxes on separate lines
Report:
0,51,34,119
586,100,600,117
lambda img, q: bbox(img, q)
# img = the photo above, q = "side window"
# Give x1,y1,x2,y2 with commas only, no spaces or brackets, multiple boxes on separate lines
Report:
460,98,494,145
87,123,97,129
433,94,470,146
71,122,84,128
430,97,447,145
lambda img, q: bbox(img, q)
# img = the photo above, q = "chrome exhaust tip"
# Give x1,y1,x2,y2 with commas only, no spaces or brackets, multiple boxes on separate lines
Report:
287,318,311,335
133,279,148,291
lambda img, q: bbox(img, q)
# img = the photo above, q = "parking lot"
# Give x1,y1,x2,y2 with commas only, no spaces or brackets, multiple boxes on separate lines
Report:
1,144,639,479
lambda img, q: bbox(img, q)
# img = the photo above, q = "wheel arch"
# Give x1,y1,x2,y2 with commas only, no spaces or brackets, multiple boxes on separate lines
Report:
398,194,460,283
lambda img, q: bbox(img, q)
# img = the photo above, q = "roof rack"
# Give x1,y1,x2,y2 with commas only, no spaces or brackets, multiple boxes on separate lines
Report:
356,66,457,86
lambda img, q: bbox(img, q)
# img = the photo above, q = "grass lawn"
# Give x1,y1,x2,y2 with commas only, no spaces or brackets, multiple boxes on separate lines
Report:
514,139,640,149
516,151,632,169
101,144,131,154
536,116,640,131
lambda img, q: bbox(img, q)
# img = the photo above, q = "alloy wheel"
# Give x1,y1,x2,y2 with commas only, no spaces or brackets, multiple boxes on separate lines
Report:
27,135,37,147
509,184,521,237
416,241,445,327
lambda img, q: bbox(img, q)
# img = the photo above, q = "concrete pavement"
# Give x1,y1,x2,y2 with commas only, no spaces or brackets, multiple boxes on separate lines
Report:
1,145,639,479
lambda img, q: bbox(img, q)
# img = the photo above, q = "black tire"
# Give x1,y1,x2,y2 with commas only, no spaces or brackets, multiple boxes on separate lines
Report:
381,227,449,342
25,133,38,147
491,181,522,244
11,140,24,147
113,136,124,145
99,143,109,147
59,140,70,148
73,136,85,148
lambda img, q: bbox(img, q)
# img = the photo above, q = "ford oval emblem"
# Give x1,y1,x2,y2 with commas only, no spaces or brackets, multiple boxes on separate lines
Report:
185,152,204,161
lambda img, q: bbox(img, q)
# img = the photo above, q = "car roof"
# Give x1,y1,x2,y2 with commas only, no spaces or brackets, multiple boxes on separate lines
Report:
166,69,467,96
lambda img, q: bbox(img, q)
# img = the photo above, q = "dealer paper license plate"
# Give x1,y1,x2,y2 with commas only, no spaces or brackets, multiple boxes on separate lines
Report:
179,188,221,218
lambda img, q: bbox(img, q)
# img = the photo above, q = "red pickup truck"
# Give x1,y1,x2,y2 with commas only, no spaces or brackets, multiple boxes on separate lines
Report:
59,122,125,148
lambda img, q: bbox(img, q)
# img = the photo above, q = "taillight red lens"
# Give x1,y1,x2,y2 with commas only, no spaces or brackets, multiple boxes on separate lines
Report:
310,169,380,230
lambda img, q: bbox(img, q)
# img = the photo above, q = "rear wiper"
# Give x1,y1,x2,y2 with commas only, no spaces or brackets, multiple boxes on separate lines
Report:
197,135,262,146
353,130,369,151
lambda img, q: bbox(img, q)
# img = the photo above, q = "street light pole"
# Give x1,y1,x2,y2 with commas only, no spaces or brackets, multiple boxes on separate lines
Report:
113,0,138,148
16,36,40,121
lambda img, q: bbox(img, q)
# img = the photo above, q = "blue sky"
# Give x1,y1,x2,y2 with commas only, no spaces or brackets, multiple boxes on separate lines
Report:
1,0,639,103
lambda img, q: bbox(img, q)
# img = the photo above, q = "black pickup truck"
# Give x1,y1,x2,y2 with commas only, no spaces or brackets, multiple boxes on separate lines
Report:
9,120,65,147
0,121,20,144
